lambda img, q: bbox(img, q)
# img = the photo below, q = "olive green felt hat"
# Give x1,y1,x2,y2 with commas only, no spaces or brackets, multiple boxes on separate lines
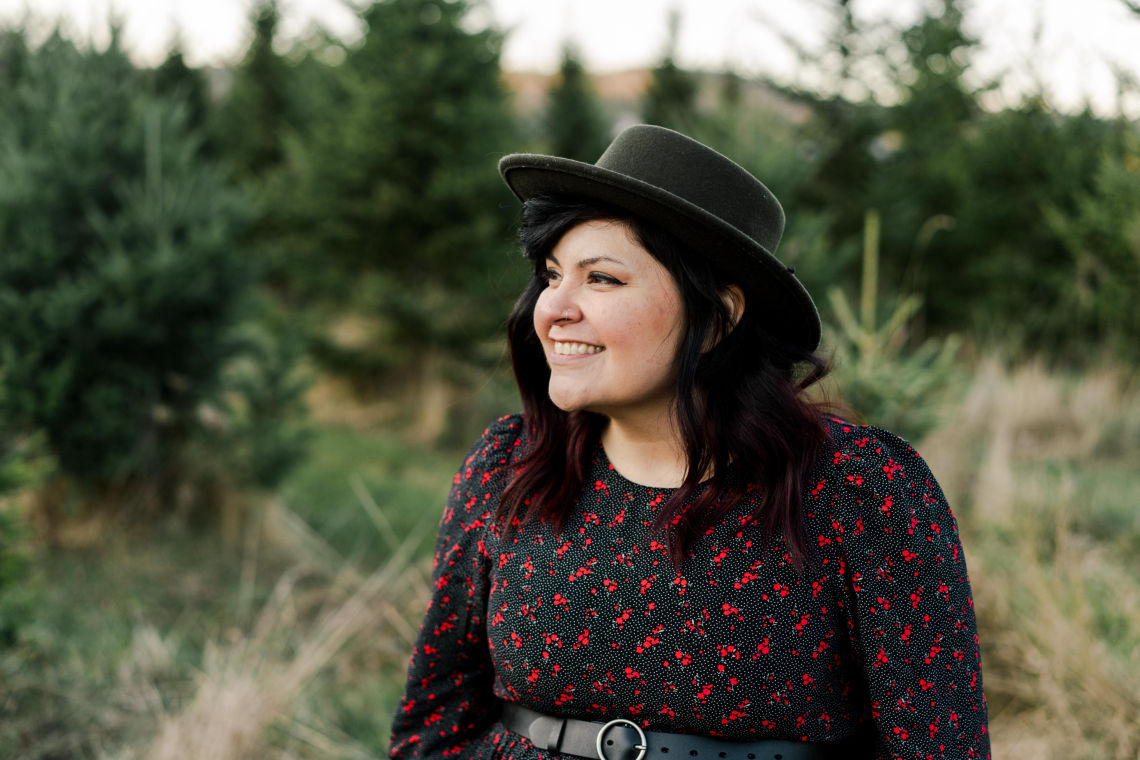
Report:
498,124,821,353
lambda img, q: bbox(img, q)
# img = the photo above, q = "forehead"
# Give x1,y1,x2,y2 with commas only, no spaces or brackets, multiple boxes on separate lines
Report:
549,220,654,264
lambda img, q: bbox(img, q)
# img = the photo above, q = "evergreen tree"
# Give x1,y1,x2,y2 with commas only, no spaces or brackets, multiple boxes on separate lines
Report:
212,0,292,178
1043,123,1140,358
721,70,743,111
642,9,698,131
683,76,853,304
951,105,1119,351
0,27,30,97
152,38,211,140
872,0,979,330
790,0,888,253
544,44,610,162
266,0,520,386
0,30,255,500
713,0,1136,359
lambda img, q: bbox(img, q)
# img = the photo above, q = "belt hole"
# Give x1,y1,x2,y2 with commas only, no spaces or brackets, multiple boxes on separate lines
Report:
747,755,756,760
662,749,670,754
607,739,614,746
689,752,699,757
719,754,728,758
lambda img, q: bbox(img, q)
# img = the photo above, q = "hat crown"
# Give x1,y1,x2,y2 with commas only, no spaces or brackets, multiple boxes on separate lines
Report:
594,125,784,253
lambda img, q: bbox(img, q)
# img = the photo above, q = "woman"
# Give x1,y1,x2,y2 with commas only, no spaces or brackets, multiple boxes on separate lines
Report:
390,125,989,760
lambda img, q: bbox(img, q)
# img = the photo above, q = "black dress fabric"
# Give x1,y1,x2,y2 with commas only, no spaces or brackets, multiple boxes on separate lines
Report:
389,415,989,759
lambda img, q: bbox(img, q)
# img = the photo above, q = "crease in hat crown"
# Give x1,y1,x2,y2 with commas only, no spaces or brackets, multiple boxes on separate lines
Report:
497,124,822,353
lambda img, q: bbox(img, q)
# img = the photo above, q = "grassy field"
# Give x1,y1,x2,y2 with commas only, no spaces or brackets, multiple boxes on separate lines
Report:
2,356,1138,759
924,359,1140,758
0,421,459,760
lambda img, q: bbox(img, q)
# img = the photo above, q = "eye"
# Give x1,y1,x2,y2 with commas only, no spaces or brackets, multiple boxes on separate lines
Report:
588,272,626,286
539,268,561,285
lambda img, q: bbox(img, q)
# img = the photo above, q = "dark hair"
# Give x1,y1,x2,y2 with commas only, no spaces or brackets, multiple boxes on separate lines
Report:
500,195,831,568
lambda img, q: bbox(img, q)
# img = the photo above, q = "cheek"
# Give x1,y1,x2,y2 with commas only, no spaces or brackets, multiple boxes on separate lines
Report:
609,307,683,366
642,298,685,358
645,272,685,347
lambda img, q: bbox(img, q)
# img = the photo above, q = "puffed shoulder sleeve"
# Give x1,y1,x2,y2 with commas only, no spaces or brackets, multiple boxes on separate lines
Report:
820,422,989,759
389,414,525,759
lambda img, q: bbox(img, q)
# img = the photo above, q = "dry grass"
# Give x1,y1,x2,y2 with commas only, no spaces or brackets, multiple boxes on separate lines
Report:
107,492,436,760
922,357,1140,759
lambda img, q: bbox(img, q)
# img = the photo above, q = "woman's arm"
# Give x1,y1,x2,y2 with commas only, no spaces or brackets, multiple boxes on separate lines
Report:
826,423,990,760
389,415,524,759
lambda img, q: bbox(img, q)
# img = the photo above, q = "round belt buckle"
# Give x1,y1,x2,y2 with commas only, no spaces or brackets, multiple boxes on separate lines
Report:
595,717,648,760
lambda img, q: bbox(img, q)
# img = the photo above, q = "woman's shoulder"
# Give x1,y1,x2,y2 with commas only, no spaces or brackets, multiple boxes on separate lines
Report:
820,416,934,480
477,412,526,445
443,415,527,524
458,413,528,473
810,416,950,526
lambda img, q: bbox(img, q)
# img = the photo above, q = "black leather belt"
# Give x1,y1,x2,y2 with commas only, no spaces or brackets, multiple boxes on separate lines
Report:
500,702,860,760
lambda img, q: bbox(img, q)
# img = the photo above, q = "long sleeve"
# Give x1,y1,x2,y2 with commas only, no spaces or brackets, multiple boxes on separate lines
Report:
389,415,524,759
823,423,989,759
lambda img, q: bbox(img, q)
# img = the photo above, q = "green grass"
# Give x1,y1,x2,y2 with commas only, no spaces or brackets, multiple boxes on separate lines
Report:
277,423,466,566
1,422,465,759
1071,462,1140,552
1,526,265,758
271,423,471,754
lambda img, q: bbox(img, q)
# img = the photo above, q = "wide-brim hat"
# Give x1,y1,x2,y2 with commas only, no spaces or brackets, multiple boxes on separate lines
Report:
498,124,821,353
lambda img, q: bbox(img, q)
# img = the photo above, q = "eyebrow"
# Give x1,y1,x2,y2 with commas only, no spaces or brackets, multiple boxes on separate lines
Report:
546,254,626,268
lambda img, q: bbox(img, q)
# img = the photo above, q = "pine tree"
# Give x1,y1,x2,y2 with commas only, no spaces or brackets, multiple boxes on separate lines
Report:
790,0,888,253
1041,123,1140,357
642,9,698,131
873,0,979,328
152,38,211,141
212,0,292,179
0,30,255,499
721,70,743,111
0,27,30,98
266,0,520,389
950,105,1120,351
544,44,610,162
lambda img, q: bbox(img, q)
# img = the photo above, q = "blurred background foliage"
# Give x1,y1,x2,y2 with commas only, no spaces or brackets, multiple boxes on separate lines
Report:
0,0,1139,757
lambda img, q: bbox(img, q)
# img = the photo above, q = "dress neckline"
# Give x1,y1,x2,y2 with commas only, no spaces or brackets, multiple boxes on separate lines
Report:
595,439,681,493
595,439,729,493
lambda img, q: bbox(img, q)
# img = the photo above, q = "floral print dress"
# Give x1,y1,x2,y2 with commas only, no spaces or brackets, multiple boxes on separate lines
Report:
389,415,989,759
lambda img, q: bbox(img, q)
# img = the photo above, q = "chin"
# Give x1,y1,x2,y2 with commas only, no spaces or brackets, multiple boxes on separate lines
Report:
546,385,593,414
548,396,587,413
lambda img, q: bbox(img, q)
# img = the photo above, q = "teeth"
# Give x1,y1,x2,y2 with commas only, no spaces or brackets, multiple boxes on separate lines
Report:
554,341,604,355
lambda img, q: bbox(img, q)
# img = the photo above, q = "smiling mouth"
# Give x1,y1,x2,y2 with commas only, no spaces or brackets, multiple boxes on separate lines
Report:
553,341,605,355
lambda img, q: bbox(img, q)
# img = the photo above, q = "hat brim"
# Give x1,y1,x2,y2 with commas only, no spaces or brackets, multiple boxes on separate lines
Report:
499,153,821,353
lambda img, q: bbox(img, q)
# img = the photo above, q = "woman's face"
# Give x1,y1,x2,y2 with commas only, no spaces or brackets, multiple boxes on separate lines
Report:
533,220,685,424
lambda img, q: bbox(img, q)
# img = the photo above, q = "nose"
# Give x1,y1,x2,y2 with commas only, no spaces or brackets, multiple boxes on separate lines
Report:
535,283,581,326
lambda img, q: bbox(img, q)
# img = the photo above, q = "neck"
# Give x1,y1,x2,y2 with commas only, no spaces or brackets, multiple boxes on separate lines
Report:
600,412,688,488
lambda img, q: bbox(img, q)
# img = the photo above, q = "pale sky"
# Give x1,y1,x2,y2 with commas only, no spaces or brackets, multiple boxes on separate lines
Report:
3,0,1139,116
